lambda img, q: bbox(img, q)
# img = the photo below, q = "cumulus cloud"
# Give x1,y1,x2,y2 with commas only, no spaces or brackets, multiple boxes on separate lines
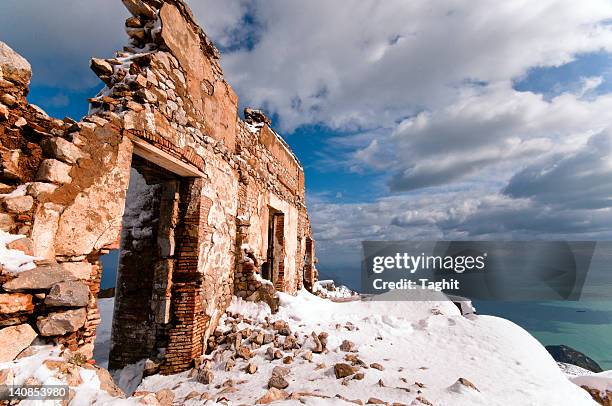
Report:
218,0,612,131
504,130,612,210
365,84,612,191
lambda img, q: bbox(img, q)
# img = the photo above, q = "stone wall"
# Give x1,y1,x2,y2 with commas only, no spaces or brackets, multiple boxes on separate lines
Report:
0,0,316,375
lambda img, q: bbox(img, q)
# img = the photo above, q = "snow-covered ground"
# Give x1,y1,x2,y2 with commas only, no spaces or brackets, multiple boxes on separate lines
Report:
134,290,597,405
2,289,606,405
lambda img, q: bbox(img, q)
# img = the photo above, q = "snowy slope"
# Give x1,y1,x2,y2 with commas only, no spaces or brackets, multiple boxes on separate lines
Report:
132,290,597,405
1,290,601,405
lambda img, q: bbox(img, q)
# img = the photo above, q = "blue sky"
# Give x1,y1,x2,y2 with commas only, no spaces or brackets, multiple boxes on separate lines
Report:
2,0,612,288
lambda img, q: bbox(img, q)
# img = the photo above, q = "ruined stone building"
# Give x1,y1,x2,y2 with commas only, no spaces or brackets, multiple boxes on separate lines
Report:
0,0,317,374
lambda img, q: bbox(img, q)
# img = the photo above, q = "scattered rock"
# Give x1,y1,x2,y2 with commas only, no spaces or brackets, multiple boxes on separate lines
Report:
282,356,293,364
370,363,384,371
0,324,37,362
340,339,357,352
334,363,355,379
271,366,290,378
336,394,364,405
44,280,90,307
224,359,235,371
36,308,87,336
185,391,200,401
311,332,324,353
366,397,386,404
451,377,480,392
256,387,288,404
268,375,289,390
196,368,214,385
283,335,298,350
96,367,125,398
155,388,175,406
245,363,257,374
353,372,365,380
416,396,433,405
236,346,252,360
301,351,312,361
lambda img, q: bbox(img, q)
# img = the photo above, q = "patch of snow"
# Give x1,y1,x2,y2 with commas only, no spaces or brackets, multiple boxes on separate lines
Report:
559,362,596,377
113,360,146,396
0,230,40,274
0,184,27,199
571,370,612,394
245,122,263,133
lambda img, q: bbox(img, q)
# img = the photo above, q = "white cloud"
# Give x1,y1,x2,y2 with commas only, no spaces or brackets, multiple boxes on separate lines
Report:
215,0,612,131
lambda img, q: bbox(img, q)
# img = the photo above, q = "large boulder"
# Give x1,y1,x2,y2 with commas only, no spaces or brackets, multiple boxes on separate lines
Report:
0,41,31,89
36,308,86,336
3,263,77,291
546,345,602,373
0,324,37,362
44,281,90,307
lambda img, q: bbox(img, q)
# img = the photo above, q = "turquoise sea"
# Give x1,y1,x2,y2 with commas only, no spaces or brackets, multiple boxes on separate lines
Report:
476,301,612,370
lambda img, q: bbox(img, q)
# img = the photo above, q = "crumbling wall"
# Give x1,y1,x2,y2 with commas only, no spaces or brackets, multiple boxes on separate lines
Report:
0,0,316,374
0,40,133,360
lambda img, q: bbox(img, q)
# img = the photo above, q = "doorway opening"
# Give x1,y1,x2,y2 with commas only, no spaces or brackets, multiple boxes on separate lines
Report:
303,237,314,290
107,155,182,372
262,207,285,290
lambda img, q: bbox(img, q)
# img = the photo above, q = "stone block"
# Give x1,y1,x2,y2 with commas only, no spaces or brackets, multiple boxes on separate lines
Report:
36,308,87,336
36,159,72,184
0,41,31,89
26,182,57,198
31,202,62,259
1,150,20,180
44,281,90,307
60,262,93,281
3,195,33,213
41,138,85,164
0,213,14,232
3,263,78,292
0,324,37,362
0,293,34,314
